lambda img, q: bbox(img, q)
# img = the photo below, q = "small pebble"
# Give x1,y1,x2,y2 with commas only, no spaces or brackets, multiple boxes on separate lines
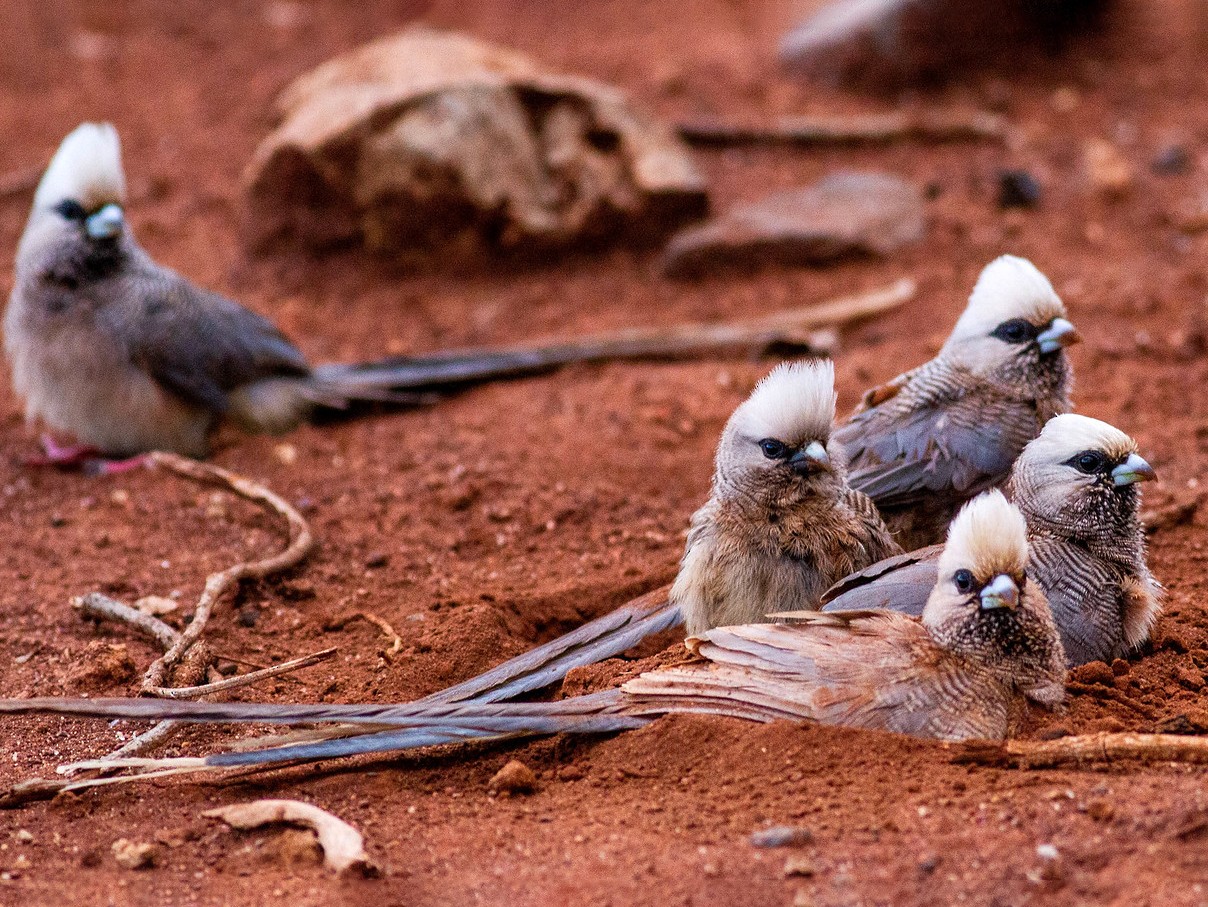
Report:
749,826,814,848
489,759,537,795
997,170,1041,209
783,855,816,877
1036,843,1059,861
111,839,158,870
14,831,32,845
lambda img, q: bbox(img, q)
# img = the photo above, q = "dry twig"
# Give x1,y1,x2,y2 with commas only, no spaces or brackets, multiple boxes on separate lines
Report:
952,732,1208,768
204,799,376,875
142,452,315,693
0,455,319,807
679,110,1008,147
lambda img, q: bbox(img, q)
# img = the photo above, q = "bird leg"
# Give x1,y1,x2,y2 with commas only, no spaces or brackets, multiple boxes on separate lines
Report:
24,435,150,475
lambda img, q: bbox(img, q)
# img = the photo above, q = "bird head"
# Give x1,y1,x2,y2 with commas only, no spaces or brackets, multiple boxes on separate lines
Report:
922,491,1065,695
17,123,129,272
1010,413,1154,542
940,255,1079,388
714,360,843,502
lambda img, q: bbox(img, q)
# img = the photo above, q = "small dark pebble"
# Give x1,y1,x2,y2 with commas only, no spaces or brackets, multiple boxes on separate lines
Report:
364,553,390,569
918,854,940,874
49,514,67,528
749,826,814,848
1152,145,1190,175
236,605,260,628
997,170,1042,209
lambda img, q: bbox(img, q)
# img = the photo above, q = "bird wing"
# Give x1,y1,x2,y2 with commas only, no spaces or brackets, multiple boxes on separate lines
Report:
621,619,954,736
113,264,310,412
818,544,943,615
835,364,1036,509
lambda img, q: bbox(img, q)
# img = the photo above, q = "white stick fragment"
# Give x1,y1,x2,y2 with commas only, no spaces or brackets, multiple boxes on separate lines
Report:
204,799,376,875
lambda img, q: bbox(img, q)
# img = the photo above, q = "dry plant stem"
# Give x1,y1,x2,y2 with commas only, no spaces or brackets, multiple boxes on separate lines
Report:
146,648,337,699
74,592,179,650
678,111,1007,147
954,733,1208,768
141,452,315,691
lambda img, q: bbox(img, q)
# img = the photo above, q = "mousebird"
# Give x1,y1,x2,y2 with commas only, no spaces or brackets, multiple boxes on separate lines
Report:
823,413,1160,666
0,490,1066,788
671,359,901,635
8,123,756,465
835,254,1079,549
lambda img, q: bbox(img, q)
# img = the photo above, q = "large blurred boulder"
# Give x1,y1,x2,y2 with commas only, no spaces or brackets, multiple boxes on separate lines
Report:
244,27,708,258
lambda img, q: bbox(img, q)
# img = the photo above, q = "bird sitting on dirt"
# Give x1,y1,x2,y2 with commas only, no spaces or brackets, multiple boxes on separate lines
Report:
823,413,1161,666
834,254,1080,550
0,490,1067,787
672,359,901,635
4,123,664,467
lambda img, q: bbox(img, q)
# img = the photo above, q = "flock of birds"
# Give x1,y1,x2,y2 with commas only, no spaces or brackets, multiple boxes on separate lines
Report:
0,122,1165,783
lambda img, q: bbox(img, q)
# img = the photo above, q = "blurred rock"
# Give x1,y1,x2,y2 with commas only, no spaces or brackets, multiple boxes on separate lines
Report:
780,0,1114,89
245,27,707,259
661,171,925,278
997,170,1042,209
1084,139,1134,198
1152,145,1191,175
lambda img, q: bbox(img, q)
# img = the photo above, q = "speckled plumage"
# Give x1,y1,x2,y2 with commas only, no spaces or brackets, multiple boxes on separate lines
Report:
630,492,1066,742
834,255,1076,550
823,414,1160,666
674,361,900,635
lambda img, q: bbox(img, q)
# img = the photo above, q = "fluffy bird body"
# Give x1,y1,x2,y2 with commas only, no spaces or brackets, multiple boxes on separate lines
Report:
674,360,900,635
835,255,1078,549
824,414,1160,666
0,492,1067,782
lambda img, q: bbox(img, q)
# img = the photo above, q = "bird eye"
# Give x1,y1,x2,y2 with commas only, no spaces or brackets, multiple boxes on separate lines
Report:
52,199,88,221
990,319,1038,344
759,439,787,460
1068,450,1107,474
953,569,976,594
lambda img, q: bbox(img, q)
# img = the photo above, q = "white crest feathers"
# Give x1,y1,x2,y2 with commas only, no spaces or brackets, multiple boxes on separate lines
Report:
948,255,1066,341
1023,413,1137,465
938,490,1029,581
34,122,126,211
731,359,836,444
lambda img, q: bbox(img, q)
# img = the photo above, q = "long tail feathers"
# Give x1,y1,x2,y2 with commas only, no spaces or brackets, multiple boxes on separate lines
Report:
419,588,680,706
0,591,682,784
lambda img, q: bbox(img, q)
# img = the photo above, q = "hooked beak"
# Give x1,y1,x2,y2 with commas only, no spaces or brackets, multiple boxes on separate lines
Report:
85,203,124,240
789,441,830,475
1112,452,1157,487
979,574,1019,611
1036,317,1081,354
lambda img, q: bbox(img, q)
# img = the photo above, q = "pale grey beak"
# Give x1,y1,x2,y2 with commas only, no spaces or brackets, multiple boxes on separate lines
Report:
1036,317,1080,354
85,203,124,240
1112,452,1157,486
789,440,831,474
979,574,1019,611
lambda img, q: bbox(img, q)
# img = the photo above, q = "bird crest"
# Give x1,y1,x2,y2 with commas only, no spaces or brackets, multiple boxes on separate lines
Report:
732,359,836,445
1024,413,1137,464
948,254,1067,341
938,490,1028,582
34,122,126,212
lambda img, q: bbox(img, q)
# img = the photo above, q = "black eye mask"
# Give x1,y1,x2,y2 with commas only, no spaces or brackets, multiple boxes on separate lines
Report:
990,318,1041,345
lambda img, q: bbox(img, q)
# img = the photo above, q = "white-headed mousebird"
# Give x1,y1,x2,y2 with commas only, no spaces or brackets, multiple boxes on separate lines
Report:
672,359,901,634
7,123,738,467
834,254,1079,550
0,491,1065,787
823,413,1160,666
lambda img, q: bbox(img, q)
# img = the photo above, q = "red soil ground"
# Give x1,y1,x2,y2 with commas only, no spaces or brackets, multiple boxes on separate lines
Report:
1,0,1208,904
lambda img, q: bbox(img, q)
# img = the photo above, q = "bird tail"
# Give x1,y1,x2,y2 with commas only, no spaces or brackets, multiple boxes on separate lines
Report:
417,587,682,707
0,690,645,785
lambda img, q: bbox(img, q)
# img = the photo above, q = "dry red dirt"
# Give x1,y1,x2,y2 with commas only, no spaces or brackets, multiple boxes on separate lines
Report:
2,1,1208,905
